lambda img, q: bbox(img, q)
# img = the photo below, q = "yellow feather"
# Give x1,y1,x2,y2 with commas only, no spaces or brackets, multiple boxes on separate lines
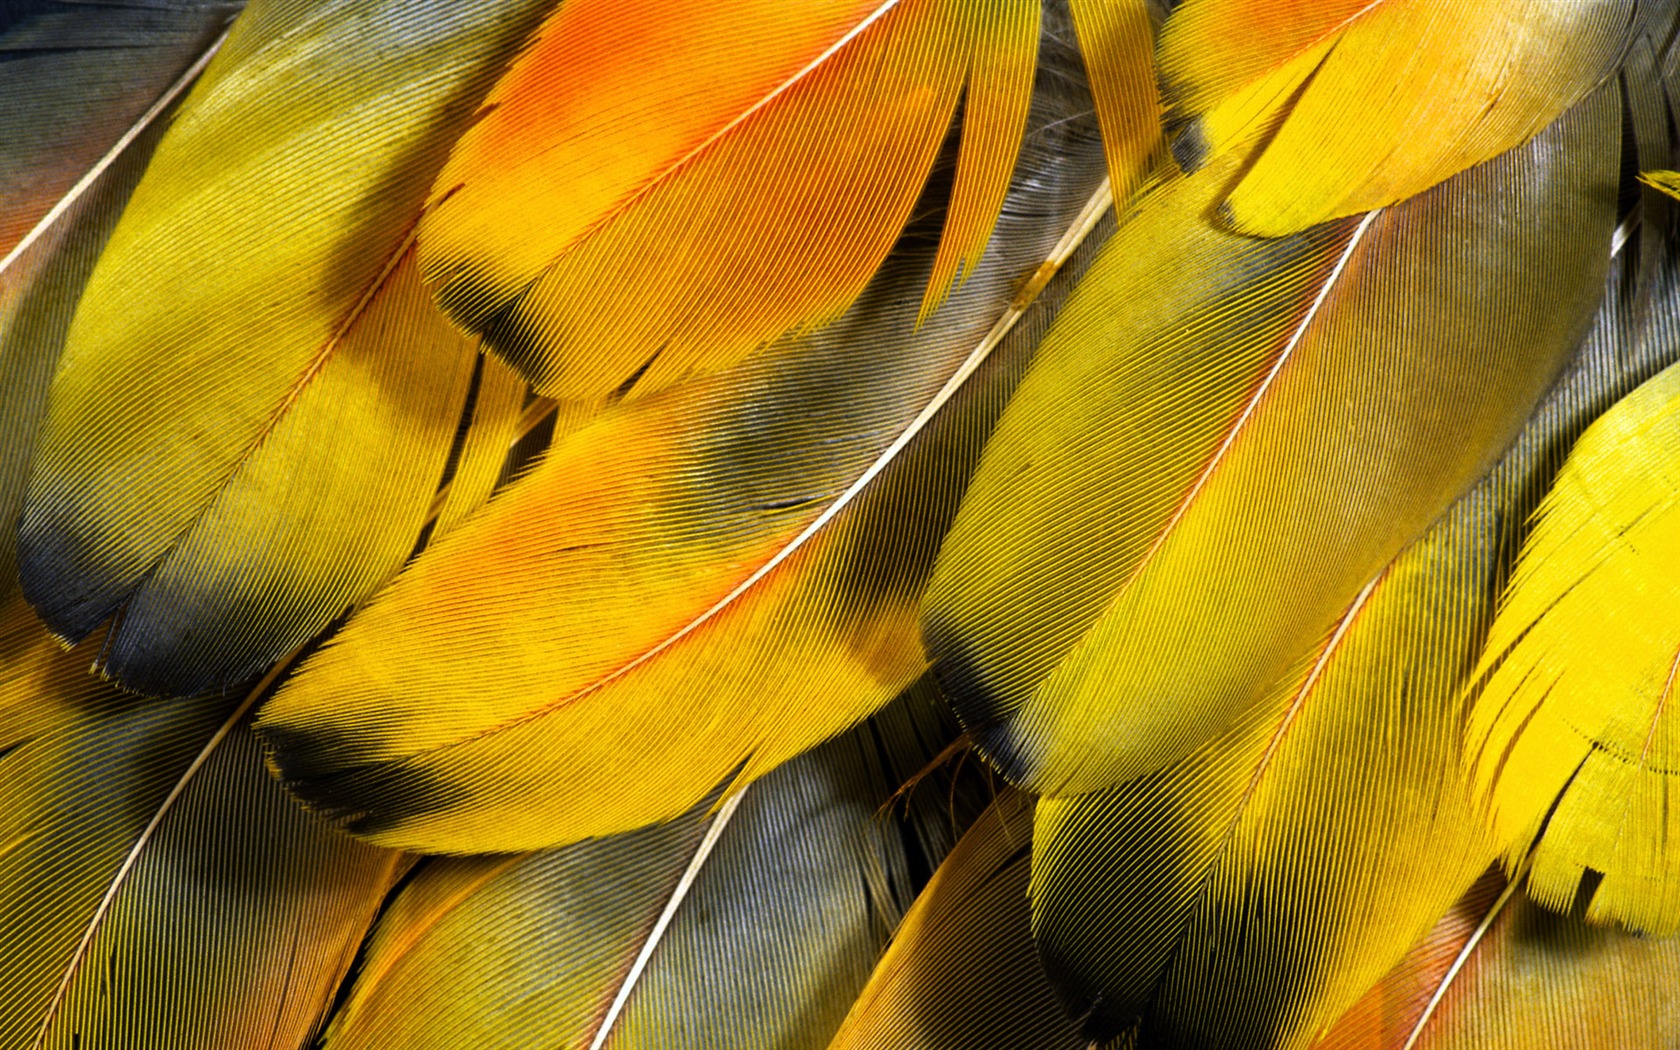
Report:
14,0,555,695
1159,0,1635,236
255,42,1114,852
0,592,402,1047
1026,226,1675,1046
1407,893,1680,1049
829,792,1086,1050
317,692,961,1050
1471,359,1680,934
924,85,1619,798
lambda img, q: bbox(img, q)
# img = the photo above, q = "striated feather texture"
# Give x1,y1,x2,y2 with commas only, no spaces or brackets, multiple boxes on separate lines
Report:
1158,0,1644,235
1028,163,1680,1046
1405,890,1680,1049
15,0,554,696
2,0,1679,1044
415,0,1160,400
1470,316,1680,934
924,80,1621,799
0,0,238,599
0,593,401,1049
829,792,1087,1050
316,683,982,1049
257,21,1116,853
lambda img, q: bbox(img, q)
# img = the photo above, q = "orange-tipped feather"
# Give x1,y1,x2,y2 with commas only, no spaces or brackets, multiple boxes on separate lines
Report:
1158,0,1638,235
258,40,1115,852
416,0,1069,400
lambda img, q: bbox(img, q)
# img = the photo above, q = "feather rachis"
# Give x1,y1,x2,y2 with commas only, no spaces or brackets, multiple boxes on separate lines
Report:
925,83,1621,799
13,0,558,696
1026,189,1668,1047
257,30,1115,853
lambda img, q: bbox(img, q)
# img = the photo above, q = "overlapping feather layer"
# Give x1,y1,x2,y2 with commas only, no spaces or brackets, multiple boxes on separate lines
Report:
0,0,1678,1047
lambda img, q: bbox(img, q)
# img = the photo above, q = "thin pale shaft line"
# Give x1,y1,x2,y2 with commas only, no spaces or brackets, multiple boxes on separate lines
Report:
556,177,1113,706
0,27,231,277
1610,210,1637,258
1400,856,1530,1050
1239,574,1378,805
588,790,748,1050
32,654,286,1047
1135,209,1380,578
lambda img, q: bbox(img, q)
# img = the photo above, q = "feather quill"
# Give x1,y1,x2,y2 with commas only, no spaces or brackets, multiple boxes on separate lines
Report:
924,82,1621,798
315,689,973,1049
14,0,555,697
257,25,1115,853
1027,190,1678,1047
0,594,402,1049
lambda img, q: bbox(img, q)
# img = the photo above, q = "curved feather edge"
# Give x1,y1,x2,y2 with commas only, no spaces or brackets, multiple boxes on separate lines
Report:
415,0,1051,400
1467,365,1680,934
0,592,403,1049
1466,57,1680,928
827,791,1087,1050
256,28,1117,853
1155,0,1645,235
315,686,981,1050
0,5,235,599
13,0,558,697
923,80,1621,799
1026,170,1676,1049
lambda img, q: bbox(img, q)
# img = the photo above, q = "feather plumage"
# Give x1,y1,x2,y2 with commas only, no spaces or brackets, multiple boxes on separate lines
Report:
0,1,237,598
828,792,1086,1050
1026,182,1680,1047
1469,330,1680,934
924,81,1620,798
1307,871,1508,1050
256,27,1114,852
316,685,974,1049
0,593,401,1048
1158,0,1642,235
415,0,1158,400
14,0,553,696
1402,890,1680,1049
1,0,1678,1042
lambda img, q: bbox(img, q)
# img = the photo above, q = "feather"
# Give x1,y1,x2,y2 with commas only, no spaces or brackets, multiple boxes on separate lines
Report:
0,1,236,598
828,792,1086,1050
1157,0,1642,236
1641,169,1680,198
1461,55,1680,932
1026,207,1678,1047
1468,340,1680,934
1400,890,1680,1049
0,593,402,1048
412,0,1156,401
314,687,970,1049
4,2,1679,1039
923,81,1621,799
1068,0,1162,203
432,355,530,539
13,0,565,698
0,1,238,261
255,27,1114,853
1307,871,1508,1050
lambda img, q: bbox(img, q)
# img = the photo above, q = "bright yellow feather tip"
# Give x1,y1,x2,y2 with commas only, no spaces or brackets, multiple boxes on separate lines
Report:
1639,169,1680,200
1471,360,1680,935
4,0,1680,1046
